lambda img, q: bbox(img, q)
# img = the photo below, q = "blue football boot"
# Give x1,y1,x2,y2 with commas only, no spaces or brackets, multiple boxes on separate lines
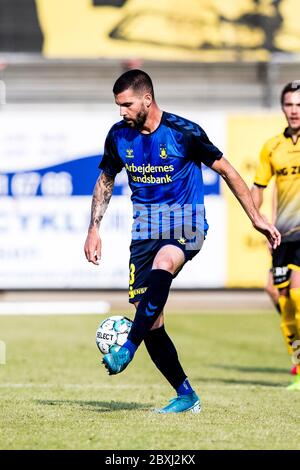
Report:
156,391,201,414
102,347,132,375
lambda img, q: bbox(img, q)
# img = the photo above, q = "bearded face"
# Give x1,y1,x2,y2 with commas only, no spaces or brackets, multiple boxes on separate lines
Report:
115,87,152,131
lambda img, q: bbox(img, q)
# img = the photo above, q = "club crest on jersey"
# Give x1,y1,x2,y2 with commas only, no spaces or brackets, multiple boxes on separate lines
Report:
126,148,134,159
159,144,168,159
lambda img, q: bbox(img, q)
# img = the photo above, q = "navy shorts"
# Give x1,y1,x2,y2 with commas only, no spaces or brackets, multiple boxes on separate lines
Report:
128,236,202,304
272,241,300,288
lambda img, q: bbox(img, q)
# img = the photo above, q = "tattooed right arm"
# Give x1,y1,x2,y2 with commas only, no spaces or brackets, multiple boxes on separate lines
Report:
84,172,115,264
88,172,115,231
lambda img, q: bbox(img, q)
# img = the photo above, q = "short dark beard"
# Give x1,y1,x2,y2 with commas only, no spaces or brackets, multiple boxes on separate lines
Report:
125,109,147,130
134,110,147,130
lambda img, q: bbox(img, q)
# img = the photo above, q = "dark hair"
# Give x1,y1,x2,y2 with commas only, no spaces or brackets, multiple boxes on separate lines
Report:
281,81,300,105
113,69,154,97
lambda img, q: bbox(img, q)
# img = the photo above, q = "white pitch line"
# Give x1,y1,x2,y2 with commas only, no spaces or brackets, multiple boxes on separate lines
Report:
0,301,110,315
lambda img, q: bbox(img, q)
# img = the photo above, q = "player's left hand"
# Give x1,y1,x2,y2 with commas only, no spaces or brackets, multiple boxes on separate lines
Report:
253,215,281,250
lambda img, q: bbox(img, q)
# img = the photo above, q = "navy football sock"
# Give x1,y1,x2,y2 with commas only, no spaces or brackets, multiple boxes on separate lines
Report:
122,339,137,359
127,269,173,347
144,325,189,392
176,378,194,396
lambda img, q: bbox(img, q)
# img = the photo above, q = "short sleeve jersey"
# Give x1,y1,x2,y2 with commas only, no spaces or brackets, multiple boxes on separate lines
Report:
254,128,300,242
99,111,222,235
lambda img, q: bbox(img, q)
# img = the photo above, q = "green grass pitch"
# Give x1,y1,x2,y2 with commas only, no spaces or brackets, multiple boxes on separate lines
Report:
0,311,299,450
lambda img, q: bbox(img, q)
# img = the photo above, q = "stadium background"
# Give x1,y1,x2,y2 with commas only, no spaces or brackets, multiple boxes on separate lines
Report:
1,0,298,293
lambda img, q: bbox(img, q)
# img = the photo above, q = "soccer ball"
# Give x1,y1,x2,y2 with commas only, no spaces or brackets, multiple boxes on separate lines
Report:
95,315,132,355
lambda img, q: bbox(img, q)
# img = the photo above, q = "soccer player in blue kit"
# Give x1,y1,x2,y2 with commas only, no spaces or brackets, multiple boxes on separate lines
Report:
84,70,281,413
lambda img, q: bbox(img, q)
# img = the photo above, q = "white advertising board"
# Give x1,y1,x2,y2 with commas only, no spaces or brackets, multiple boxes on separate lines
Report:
0,108,225,289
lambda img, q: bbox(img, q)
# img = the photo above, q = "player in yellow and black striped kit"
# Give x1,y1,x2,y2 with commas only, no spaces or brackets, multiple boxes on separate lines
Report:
252,81,300,390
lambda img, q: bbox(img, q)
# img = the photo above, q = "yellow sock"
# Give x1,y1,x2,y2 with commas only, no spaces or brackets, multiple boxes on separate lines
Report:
289,288,300,374
278,295,297,355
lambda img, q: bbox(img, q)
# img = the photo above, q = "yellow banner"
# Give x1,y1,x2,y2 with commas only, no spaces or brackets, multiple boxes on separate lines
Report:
226,114,285,287
35,0,300,60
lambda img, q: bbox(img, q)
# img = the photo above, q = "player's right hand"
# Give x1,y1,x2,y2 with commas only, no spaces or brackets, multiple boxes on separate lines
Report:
84,229,101,265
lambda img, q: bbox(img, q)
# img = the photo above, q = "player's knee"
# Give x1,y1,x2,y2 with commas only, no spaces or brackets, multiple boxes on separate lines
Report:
265,284,278,301
265,284,273,297
150,313,164,330
279,286,289,297
154,259,175,273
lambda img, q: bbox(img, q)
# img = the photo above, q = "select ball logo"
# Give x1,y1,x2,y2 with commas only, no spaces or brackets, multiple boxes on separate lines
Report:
95,315,132,355
97,331,115,341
